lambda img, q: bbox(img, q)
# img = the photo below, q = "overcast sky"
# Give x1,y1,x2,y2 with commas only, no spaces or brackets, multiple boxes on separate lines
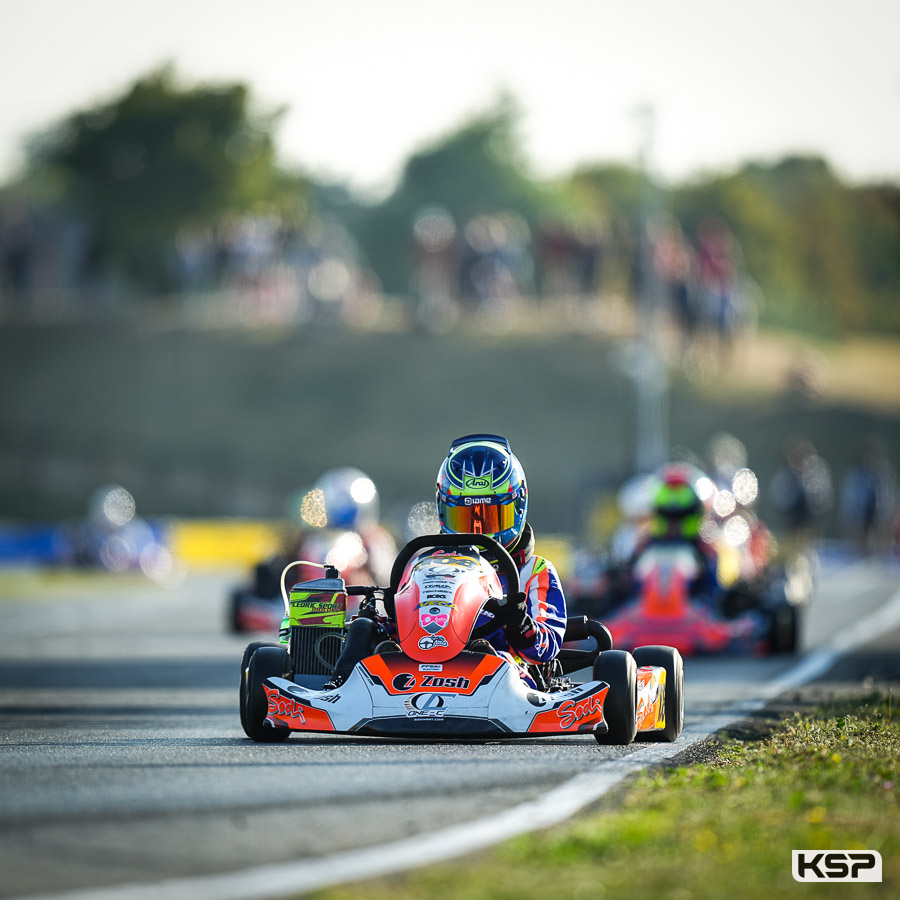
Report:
2,0,898,194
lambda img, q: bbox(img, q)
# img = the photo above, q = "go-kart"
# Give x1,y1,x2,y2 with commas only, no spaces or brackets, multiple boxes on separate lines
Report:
228,558,287,633
599,542,801,656
228,531,381,634
240,534,684,746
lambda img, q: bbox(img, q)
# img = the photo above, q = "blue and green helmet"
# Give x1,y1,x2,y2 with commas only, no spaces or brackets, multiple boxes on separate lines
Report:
435,434,528,549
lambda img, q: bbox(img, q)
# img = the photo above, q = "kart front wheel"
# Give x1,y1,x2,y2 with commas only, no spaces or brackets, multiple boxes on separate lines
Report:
239,641,283,733
633,645,684,742
768,604,799,654
242,646,291,743
593,649,637,745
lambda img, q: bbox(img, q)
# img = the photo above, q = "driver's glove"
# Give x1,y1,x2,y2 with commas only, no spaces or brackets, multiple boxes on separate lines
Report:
501,592,537,650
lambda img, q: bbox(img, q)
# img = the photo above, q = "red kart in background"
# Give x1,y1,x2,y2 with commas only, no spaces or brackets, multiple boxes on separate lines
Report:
594,542,802,656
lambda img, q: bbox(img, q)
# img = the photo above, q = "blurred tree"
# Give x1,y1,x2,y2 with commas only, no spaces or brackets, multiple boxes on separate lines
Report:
673,156,900,335
351,95,557,295
28,66,304,294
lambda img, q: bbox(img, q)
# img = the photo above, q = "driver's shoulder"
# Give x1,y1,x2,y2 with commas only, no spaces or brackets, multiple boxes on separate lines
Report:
518,553,559,579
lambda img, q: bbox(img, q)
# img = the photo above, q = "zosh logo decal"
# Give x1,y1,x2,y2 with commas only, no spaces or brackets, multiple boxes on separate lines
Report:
792,850,882,882
421,674,470,688
392,673,416,691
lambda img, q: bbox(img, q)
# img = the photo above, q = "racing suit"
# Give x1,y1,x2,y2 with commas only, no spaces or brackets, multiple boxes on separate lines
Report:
474,523,568,678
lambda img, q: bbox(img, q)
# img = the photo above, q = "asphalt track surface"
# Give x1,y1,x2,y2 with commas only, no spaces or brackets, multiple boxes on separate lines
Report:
1,556,898,899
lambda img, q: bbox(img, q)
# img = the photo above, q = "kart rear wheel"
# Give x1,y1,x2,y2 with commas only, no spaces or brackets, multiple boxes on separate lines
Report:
242,646,291,743
592,650,637,745
239,641,283,733
633,645,684,742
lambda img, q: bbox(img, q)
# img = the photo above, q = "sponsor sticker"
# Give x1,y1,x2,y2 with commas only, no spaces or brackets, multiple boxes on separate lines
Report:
636,677,660,720
419,606,451,633
404,693,455,718
792,851,882,882
419,664,443,671
420,674,470,689
418,634,449,651
557,693,604,730
391,673,416,691
264,685,306,723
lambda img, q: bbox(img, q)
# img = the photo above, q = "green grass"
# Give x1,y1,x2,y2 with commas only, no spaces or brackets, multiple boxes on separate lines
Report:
310,694,898,899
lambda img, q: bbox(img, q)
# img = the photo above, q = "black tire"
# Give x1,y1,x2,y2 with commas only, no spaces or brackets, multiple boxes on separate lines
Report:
239,641,283,733
242,646,291,742
633,645,684,742
592,649,637,745
228,590,244,633
769,604,799,654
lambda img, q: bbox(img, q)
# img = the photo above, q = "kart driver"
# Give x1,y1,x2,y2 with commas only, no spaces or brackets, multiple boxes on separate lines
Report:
630,464,720,603
326,434,568,687
434,434,568,671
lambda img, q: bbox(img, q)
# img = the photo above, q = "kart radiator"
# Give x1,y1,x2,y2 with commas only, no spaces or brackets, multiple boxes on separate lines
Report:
289,626,344,675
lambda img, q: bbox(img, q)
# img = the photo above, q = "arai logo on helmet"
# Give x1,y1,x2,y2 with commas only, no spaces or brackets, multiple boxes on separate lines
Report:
464,476,491,491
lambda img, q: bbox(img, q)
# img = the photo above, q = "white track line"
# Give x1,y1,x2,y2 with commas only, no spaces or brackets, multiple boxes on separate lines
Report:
20,586,900,900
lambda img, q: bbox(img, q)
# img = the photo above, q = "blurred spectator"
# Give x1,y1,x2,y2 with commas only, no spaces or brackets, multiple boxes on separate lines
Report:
412,205,460,333
538,217,606,301
695,217,748,355
838,439,898,556
458,212,533,313
649,214,695,343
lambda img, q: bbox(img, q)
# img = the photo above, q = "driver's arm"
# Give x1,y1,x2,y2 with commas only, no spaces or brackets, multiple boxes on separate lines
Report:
507,556,567,664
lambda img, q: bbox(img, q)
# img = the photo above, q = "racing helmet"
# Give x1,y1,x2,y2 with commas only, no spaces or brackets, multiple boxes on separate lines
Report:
305,467,379,531
650,464,704,539
436,434,528,549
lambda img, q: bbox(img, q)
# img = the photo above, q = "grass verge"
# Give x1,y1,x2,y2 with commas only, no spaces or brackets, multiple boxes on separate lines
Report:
310,693,898,899
0,566,161,600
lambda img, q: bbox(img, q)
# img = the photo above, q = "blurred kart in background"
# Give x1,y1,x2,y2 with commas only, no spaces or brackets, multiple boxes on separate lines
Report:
566,455,813,657
595,542,806,656
228,467,397,634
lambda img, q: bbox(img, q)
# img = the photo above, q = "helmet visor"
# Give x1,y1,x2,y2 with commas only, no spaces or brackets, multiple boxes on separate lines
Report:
441,497,516,536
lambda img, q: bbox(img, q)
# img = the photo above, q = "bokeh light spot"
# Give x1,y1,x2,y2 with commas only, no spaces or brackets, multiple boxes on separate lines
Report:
300,488,328,528
713,489,736,518
102,487,136,526
732,467,759,506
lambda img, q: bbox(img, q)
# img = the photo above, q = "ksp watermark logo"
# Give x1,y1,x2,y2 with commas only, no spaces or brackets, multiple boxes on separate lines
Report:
792,850,882,882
